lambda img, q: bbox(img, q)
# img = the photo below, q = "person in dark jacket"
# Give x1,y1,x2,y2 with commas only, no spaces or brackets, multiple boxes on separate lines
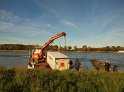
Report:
105,61,111,72
74,59,81,71
69,60,73,69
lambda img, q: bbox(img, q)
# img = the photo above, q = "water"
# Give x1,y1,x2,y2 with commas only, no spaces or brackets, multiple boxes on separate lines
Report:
0,51,29,67
64,52,124,71
0,51,124,71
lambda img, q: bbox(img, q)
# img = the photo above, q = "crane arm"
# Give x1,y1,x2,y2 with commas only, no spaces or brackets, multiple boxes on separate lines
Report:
39,32,66,58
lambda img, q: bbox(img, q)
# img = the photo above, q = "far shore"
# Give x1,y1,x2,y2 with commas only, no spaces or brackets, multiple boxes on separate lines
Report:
0,50,29,52
0,50,118,53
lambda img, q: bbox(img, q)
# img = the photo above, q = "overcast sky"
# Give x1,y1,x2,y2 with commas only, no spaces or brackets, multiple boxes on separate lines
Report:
0,0,124,47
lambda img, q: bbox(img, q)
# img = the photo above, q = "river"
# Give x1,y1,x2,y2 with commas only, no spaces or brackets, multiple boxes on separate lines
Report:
0,51,124,71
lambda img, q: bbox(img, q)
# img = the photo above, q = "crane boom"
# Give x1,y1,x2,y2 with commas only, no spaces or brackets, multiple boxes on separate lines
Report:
39,32,66,58
32,32,66,60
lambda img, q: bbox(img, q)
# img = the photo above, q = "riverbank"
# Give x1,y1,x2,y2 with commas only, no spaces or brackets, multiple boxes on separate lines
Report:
0,67,124,92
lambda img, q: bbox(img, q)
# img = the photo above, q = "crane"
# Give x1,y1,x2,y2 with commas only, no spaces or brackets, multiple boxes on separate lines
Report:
28,32,66,66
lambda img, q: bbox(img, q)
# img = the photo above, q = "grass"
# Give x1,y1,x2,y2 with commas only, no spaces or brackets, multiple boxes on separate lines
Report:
0,67,124,92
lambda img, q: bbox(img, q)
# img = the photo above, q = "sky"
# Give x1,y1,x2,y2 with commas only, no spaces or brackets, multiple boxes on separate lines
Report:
0,0,124,47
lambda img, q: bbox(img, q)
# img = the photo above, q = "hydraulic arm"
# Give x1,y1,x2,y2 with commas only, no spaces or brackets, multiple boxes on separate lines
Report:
32,32,66,60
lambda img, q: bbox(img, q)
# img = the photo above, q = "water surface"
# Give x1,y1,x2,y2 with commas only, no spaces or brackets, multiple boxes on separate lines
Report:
0,51,124,71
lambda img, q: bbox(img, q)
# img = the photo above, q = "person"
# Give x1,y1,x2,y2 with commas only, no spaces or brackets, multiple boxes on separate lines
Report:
74,59,81,71
104,61,111,72
69,60,73,69
113,64,117,72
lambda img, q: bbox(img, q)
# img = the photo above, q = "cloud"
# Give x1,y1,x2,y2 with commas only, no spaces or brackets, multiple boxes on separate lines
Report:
0,10,53,44
15,24,52,37
61,20,76,27
33,0,81,30
88,28,124,46
0,10,52,34
60,19,81,31
0,10,22,23
0,22,44,38
0,21,14,30
0,35,37,44
103,28,124,41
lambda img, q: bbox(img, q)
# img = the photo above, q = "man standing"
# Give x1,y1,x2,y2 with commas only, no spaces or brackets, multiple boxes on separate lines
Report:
69,60,73,69
105,61,111,72
74,59,81,71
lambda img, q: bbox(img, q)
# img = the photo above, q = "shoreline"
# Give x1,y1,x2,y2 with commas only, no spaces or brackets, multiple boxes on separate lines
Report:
0,50,117,53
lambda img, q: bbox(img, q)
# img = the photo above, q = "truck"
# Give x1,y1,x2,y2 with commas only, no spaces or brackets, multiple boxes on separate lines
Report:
47,52,70,70
28,32,69,70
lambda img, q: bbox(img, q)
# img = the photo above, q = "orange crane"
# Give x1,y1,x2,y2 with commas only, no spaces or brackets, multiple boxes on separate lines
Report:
28,32,66,66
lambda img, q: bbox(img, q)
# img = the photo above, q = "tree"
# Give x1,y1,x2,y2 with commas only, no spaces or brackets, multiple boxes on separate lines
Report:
116,46,121,51
87,47,92,51
68,46,72,51
52,45,58,51
82,45,87,51
105,46,111,51
63,46,67,51
74,46,78,51
111,46,116,51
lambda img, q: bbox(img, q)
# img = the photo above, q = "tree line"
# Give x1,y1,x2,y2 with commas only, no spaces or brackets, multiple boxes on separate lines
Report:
66,45,124,52
0,44,124,52
0,44,33,50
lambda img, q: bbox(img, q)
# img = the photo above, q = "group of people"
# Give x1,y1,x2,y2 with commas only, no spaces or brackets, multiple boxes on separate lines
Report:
70,59,81,71
71,60,118,72
104,61,117,72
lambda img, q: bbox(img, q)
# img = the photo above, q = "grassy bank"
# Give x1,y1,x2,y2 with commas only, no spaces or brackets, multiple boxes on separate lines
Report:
0,67,124,92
